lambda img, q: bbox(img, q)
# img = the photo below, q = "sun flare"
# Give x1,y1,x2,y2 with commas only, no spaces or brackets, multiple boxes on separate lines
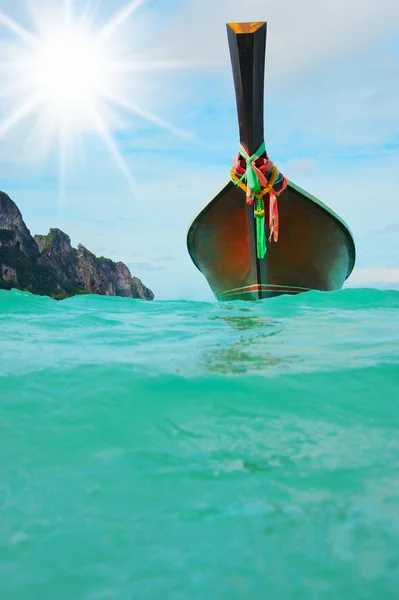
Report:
0,0,193,200
32,30,105,114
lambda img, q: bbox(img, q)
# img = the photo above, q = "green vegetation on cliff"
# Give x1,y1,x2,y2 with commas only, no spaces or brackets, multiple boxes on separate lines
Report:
0,229,14,243
0,246,90,299
41,228,57,252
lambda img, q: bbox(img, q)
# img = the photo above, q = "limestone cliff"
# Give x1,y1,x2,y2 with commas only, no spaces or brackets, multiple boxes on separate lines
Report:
0,191,154,300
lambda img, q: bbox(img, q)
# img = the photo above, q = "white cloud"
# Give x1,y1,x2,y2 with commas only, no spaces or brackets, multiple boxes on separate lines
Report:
345,268,399,288
284,157,314,177
161,0,399,84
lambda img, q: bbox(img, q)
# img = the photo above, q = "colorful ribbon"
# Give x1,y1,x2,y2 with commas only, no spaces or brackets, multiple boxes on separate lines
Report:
230,142,288,259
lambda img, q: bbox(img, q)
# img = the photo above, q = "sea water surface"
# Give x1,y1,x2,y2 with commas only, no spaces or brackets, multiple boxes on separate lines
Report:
1,288,398,599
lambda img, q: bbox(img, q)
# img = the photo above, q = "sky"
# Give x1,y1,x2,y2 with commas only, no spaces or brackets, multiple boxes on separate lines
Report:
0,0,398,300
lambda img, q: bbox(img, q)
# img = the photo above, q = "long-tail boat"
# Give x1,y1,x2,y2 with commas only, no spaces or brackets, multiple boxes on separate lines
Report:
187,22,356,301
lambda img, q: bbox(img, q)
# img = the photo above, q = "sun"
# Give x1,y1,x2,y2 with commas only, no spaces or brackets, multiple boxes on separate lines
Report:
32,29,105,114
0,0,193,200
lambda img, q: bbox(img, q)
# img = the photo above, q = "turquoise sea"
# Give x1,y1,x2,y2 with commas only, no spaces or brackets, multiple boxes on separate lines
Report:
1,288,398,599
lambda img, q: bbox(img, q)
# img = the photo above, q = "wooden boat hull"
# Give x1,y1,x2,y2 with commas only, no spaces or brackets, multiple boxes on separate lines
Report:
186,22,355,301
187,181,355,301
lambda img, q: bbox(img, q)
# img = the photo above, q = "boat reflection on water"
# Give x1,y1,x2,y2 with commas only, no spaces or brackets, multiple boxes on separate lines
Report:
202,308,299,375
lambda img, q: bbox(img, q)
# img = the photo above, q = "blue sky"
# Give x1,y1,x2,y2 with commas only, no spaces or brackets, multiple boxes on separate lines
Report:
0,0,398,300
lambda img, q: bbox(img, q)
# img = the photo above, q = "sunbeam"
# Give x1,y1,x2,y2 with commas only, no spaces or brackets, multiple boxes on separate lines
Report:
89,104,142,198
64,0,73,24
58,119,69,207
105,59,213,72
0,94,43,139
97,0,148,42
0,10,39,46
104,92,195,143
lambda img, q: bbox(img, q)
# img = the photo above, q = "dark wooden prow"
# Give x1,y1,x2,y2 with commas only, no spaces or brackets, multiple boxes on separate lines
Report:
227,22,268,297
227,22,267,156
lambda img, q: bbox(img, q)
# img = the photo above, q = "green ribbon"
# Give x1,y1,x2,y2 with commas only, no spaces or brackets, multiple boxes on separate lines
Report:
232,141,266,194
255,197,266,260
240,141,265,194
231,141,268,260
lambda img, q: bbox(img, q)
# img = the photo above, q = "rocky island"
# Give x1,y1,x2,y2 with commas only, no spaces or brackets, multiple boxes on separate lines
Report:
0,191,154,300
